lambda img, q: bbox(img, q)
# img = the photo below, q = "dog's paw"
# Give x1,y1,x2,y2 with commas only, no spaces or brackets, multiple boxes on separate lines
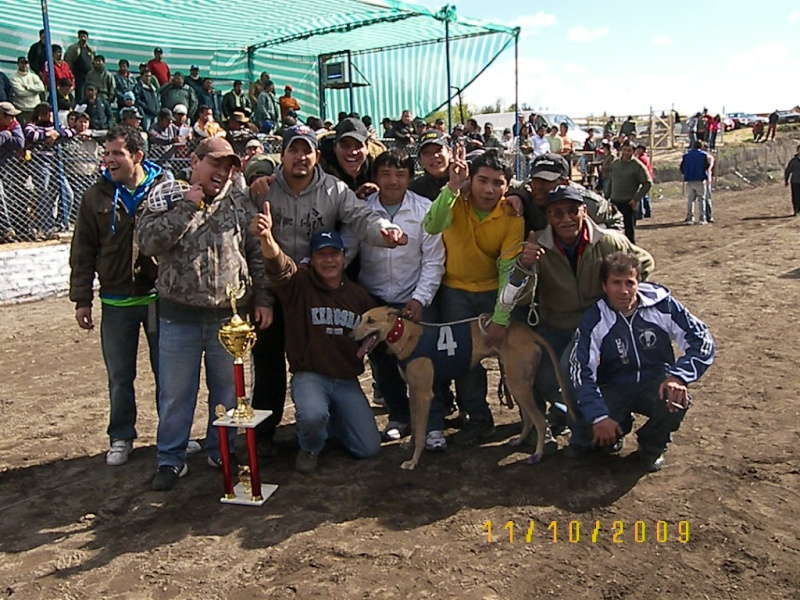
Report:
508,436,523,447
526,453,542,465
400,460,417,470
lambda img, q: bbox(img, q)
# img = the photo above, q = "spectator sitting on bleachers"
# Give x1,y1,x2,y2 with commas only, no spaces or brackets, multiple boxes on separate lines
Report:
159,73,197,120
114,59,137,107
85,55,115,103
148,107,179,146
192,105,226,139
146,47,170,87
81,85,114,131
221,80,251,120
42,45,74,90
117,91,136,121
132,69,160,132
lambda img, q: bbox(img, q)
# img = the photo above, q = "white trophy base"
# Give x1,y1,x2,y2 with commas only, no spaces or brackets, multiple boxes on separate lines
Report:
220,482,279,507
212,408,273,429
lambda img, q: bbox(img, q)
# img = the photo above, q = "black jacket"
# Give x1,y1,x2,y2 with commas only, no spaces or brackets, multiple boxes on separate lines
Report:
409,171,448,202
785,155,800,185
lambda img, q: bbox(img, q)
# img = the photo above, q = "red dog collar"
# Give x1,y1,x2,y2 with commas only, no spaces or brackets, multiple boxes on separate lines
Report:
386,317,405,343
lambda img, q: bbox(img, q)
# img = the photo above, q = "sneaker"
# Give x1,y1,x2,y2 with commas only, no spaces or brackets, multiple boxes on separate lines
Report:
207,454,239,470
452,419,495,447
425,430,447,452
640,451,666,472
682,219,693,225
381,420,409,442
152,464,188,491
106,439,133,466
186,439,202,454
295,450,318,474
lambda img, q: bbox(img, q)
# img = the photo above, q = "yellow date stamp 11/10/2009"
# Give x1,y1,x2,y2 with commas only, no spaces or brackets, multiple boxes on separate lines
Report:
482,520,691,544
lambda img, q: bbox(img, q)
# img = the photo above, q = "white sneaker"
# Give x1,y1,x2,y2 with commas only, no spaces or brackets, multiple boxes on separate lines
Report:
186,439,202,454
106,439,133,466
425,430,447,452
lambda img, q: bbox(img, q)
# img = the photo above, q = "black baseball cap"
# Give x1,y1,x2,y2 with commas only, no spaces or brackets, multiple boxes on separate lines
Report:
158,107,174,121
334,117,368,143
546,184,585,206
419,130,448,149
120,106,143,119
530,153,569,181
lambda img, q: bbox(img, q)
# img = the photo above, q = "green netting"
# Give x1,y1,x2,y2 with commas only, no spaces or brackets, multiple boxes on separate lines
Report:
2,0,516,122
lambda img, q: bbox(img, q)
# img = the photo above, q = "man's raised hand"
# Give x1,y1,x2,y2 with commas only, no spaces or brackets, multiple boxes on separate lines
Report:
447,144,469,194
518,230,545,268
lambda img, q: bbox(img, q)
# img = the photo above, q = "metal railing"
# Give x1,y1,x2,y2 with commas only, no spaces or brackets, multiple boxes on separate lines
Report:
0,133,536,245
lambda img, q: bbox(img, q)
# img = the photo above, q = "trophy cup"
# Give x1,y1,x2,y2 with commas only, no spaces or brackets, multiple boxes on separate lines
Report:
212,282,278,507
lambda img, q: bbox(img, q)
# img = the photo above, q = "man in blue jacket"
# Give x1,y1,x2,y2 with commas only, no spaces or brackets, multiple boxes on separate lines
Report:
565,252,715,471
680,141,711,225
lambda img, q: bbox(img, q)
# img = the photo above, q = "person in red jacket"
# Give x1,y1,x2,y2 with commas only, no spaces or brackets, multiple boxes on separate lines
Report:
41,45,74,90
146,47,171,87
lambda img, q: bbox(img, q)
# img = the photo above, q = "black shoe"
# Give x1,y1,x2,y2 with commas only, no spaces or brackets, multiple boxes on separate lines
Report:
257,438,278,458
445,411,468,430
640,451,666,472
452,419,495,446
563,444,593,459
152,464,188,491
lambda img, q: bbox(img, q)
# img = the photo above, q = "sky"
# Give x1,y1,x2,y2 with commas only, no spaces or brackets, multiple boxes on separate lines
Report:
414,0,800,118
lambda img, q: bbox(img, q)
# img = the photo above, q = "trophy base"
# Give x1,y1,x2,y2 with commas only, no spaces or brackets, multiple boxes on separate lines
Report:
220,482,279,507
212,408,273,429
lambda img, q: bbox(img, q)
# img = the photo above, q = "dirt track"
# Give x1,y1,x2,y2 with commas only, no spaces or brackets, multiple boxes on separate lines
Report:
1,181,799,599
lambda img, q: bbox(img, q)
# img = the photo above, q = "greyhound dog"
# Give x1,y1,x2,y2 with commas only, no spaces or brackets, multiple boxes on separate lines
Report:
352,306,572,470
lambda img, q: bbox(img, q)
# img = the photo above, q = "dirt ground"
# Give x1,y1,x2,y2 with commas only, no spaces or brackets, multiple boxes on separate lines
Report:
1,180,800,600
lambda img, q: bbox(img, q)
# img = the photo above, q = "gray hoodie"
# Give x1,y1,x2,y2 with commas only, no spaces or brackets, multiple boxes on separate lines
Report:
262,165,398,262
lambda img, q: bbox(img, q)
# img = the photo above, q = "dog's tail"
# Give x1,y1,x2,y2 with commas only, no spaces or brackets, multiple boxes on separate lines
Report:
529,331,579,422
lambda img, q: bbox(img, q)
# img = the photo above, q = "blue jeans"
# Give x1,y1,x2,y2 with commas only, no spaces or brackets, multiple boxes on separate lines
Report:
290,371,380,458
156,317,237,468
567,377,686,455
368,302,445,431
100,303,159,441
437,286,497,423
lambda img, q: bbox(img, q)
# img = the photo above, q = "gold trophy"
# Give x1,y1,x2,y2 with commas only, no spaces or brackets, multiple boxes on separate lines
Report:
217,282,257,422
211,282,278,507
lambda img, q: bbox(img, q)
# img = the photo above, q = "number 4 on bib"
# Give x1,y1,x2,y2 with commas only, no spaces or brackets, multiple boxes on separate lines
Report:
437,326,458,356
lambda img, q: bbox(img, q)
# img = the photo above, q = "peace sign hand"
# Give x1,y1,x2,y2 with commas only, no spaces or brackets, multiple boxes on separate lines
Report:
447,144,469,195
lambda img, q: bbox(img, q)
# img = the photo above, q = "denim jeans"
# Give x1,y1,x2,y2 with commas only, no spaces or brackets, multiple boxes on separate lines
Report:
156,317,237,468
100,303,159,441
290,371,380,458
567,377,686,455
368,301,446,431
436,286,497,423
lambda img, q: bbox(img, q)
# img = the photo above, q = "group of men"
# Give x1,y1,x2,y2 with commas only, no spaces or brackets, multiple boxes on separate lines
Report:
69,104,715,491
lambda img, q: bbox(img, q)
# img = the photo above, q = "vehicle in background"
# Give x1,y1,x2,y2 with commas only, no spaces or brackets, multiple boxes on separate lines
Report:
777,110,800,124
725,113,768,129
532,113,588,147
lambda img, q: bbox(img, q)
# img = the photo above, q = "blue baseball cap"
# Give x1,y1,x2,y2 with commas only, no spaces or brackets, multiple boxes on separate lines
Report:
281,125,318,150
309,230,344,254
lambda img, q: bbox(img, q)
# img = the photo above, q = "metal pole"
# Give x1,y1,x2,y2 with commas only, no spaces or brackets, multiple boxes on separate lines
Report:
41,0,59,131
445,6,452,133
514,30,520,179
347,50,354,114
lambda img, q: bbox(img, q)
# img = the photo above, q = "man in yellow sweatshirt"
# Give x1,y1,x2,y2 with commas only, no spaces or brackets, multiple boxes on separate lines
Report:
423,148,524,445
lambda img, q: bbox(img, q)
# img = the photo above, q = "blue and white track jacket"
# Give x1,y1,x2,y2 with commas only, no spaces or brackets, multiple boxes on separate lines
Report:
568,282,715,422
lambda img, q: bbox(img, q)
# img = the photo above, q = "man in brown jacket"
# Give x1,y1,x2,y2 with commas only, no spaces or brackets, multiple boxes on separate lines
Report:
253,205,380,475
69,125,165,467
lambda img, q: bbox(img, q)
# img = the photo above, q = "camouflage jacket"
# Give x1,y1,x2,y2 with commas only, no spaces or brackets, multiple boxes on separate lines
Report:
136,182,272,310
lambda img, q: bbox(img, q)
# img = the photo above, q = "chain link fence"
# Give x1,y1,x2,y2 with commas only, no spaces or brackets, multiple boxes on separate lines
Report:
0,132,536,245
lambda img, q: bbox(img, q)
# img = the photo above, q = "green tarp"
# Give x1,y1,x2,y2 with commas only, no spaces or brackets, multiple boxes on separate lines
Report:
2,0,516,121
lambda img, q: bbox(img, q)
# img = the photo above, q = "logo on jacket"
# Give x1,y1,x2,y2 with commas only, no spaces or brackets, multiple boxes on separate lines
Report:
615,338,629,364
638,329,658,349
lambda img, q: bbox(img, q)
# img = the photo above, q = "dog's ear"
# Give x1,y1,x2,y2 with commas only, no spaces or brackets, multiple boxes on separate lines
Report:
386,308,401,320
